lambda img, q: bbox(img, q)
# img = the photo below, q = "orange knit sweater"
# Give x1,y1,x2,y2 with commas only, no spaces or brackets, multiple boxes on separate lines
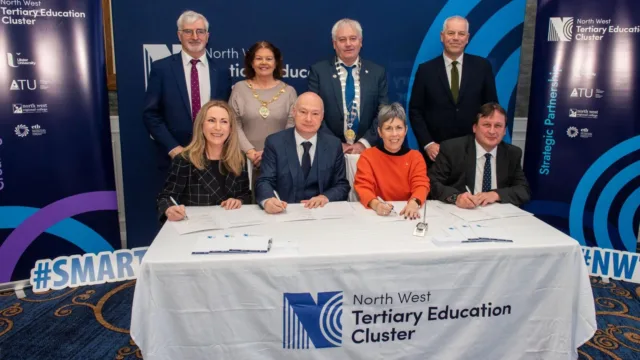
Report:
354,147,430,208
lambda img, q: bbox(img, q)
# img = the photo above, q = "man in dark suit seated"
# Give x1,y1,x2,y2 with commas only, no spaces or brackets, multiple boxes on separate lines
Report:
410,15,498,165
256,92,351,214
143,10,231,176
429,103,530,208
308,18,388,154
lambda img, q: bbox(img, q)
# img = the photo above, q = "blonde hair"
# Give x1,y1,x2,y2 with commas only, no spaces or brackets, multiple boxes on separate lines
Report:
181,100,245,176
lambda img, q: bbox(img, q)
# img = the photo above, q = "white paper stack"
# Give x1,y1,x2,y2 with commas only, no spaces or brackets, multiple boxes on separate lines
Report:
171,213,223,235
192,233,272,254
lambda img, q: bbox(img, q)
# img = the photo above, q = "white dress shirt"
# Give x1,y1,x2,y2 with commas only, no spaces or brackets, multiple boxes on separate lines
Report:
443,52,463,89
337,56,370,148
474,140,498,194
181,51,211,113
294,130,317,165
424,53,465,151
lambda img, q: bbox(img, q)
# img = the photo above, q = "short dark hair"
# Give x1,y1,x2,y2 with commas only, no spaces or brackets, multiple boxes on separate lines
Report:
474,102,507,125
243,41,284,80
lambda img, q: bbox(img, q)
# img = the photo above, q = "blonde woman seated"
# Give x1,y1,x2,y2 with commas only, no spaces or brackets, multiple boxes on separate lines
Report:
157,100,251,222
354,103,430,219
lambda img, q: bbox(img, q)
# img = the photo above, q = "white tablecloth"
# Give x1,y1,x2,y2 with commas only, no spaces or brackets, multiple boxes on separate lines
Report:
131,202,596,360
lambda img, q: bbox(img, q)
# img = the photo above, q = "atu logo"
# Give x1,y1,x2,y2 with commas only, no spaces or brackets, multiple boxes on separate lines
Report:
548,17,574,42
571,88,605,98
142,44,182,89
283,291,343,349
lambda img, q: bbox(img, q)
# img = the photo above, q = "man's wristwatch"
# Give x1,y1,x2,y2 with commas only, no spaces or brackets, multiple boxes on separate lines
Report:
447,193,459,204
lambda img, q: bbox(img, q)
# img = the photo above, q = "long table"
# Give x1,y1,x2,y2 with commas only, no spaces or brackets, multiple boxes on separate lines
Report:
130,202,596,360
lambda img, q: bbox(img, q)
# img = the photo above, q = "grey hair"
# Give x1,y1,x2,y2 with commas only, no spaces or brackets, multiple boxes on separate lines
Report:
442,15,469,33
331,18,363,41
177,10,209,31
377,102,407,127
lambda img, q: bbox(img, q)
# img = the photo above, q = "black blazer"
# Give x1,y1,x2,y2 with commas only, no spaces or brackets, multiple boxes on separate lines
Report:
409,53,497,151
157,155,251,221
428,135,530,206
308,58,388,145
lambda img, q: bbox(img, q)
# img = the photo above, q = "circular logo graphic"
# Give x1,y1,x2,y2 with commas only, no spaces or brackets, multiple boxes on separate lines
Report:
14,124,29,137
567,126,578,138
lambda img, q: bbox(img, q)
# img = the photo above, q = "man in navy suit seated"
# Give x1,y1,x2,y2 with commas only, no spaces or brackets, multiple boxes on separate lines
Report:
256,92,351,213
143,10,231,174
308,18,388,155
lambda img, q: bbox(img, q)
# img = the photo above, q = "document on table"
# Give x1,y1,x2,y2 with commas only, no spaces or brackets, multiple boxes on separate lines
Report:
273,202,355,222
171,213,223,235
350,203,405,223
211,206,269,228
192,233,272,254
435,202,532,222
480,203,532,218
432,223,513,246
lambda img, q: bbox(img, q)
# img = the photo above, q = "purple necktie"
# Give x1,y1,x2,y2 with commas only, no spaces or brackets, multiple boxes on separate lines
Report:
190,59,201,120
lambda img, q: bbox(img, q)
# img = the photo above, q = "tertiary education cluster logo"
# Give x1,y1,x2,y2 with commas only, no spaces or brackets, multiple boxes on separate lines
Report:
548,17,574,42
570,88,604,98
282,291,343,349
567,126,592,139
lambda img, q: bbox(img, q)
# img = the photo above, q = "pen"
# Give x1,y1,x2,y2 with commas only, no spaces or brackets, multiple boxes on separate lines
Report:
464,186,479,208
273,190,286,211
376,196,397,215
169,196,189,220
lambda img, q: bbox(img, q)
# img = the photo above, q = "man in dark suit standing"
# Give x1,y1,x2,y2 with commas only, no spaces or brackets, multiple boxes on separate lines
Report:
429,103,530,208
143,10,231,172
308,18,388,154
256,92,350,213
410,15,497,164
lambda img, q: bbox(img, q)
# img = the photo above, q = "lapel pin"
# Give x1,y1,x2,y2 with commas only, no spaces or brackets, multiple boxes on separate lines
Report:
333,74,337,78
365,70,369,74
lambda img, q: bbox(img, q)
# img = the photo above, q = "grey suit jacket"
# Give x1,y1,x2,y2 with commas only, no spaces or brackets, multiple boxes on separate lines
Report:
429,135,530,206
308,58,388,145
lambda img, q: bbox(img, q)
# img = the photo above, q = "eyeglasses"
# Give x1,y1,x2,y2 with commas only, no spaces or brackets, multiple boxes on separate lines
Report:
180,29,207,36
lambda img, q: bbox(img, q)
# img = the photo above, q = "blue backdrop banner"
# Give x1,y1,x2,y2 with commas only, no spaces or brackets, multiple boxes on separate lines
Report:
112,0,527,247
524,0,640,251
0,0,120,282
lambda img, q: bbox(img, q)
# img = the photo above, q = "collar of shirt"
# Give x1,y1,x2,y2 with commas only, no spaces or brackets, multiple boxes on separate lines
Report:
443,52,464,68
475,139,497,160
294,129,318,148
181,51,208,68
337,56,360,70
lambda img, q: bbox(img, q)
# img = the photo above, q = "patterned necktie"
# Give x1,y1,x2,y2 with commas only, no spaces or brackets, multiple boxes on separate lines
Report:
340,64,359,134
482,153,492,192
190,59,201,120
451,60,459,103
301,141,312,179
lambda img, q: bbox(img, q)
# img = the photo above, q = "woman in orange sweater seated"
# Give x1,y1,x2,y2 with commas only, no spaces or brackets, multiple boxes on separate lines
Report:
354,102,430,219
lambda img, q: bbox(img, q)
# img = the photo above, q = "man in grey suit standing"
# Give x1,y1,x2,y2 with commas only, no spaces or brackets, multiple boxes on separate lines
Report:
308,18,389,154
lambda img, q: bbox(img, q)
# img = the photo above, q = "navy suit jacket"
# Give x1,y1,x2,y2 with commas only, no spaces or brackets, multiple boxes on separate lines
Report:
308,58,388,145
409,53,498,151
143,52,231,168
255,128,350,204
429,135,530,206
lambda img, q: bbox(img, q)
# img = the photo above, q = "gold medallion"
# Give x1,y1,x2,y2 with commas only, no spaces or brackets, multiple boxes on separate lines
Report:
259,106,270,119
345,129,356,142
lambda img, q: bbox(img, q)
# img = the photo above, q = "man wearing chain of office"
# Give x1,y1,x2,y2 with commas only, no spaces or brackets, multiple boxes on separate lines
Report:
308,18,389,154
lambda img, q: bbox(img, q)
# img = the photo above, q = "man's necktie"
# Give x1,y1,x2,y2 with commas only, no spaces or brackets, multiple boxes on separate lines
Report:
340,64,359,134
482,153,492,193
190,59,201,120
451,60,459,103
301,141,312,179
